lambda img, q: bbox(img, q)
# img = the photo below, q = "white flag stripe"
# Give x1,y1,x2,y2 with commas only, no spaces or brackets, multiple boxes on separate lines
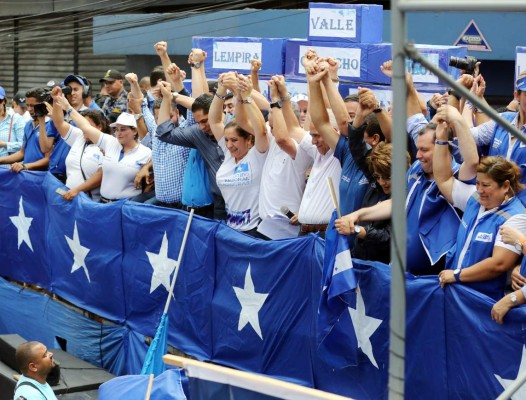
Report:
333,250,353,276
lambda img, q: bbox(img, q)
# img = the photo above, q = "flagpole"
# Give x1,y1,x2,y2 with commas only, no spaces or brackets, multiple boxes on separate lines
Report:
163,209,194,314
327,177,341,218
144,373,154,400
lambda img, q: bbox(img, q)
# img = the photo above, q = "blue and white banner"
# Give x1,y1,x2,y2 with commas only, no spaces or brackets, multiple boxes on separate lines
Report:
1,169,526,399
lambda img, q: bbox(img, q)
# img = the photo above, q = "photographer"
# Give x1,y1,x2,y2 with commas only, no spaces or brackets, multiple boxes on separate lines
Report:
0,87,51,172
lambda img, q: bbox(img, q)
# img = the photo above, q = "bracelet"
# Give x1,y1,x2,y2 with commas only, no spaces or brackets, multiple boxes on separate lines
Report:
435,140,449,145
281,95,291,102
331,78,340,82
215,92,228,101
21,163,27,170
66,107,74,116
454,269,462,283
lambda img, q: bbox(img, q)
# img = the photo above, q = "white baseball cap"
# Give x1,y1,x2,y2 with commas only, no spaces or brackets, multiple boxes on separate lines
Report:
109,112,137,129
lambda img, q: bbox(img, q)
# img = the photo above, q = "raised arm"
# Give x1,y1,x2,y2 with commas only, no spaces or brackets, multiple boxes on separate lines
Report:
38,103,55,154
188,48,209,98
307,59,339,151
49,86,71,137
320,57,350,135
436,105,478,182
154,41,184,91
158,80,173,125
238,74,268,154
55,94,102,145
274,75,306,144
250,59,262,93
209,72,230,142
381,60,423,117
432,120,455,204
268,77,297,159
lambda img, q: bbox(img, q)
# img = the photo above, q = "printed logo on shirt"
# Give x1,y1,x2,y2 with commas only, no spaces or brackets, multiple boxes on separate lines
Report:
220,162,251,187
358,177,369,185
475,232,493,242
341,174,350,183
492,138,502,149
226,208,251,228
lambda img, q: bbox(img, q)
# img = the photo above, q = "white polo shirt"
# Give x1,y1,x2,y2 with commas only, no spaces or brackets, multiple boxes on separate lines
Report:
97,134,152,200
63,126,103,201
297,133,342,225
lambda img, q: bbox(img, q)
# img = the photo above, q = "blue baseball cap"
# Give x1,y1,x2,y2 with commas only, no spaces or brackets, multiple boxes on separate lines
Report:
0,86,5,100
516,76,526,92
64,74,86,88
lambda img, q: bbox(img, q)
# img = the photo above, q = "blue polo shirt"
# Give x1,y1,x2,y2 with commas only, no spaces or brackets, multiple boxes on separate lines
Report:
22,119,46,163
46,121,69,175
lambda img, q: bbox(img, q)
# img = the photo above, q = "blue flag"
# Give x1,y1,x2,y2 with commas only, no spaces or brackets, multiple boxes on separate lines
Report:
141,313,168,376
317,210,358,368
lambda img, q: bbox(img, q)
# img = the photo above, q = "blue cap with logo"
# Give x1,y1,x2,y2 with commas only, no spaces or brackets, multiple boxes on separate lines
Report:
0,86,6,100
516,76,526,92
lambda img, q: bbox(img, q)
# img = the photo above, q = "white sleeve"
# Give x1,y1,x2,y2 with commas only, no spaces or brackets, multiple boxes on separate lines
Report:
62,125,84,147
451,179,477,211
470,120,496,146
495,214,526,254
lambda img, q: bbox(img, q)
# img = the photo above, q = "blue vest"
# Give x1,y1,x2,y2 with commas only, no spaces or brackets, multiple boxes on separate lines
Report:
405,161,461,275
22,120,45,163
489,112,526,183
447,194,524,300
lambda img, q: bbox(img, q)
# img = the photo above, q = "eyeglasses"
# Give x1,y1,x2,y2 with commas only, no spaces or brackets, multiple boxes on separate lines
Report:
373,174,391,181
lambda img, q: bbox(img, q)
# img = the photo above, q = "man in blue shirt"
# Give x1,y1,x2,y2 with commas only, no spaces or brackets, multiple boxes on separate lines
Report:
0,87,51,172
14,341,58,400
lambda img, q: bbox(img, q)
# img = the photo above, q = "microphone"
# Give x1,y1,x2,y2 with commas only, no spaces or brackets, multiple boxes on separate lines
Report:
280,206,295,219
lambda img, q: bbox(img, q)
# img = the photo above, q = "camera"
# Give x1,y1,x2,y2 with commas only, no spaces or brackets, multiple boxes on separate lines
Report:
32,85,73,117
449,56,478,75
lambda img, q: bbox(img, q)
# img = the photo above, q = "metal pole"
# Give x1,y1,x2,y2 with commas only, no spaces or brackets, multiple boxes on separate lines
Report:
389,0,407,398
398,0,526,12
403,44,526,144
496,370,526,400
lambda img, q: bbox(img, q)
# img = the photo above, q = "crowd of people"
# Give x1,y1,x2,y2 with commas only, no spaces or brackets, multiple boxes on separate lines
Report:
2,40,526,325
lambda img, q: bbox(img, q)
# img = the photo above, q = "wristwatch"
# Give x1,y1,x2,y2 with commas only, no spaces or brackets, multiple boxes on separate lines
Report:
514,237,526,251
134,114,143,121
172,92,180,102
373,104,383,113
190,62,201,69
241,97,253,104
510,293,518,304
270,100,282,109
453,268,462,282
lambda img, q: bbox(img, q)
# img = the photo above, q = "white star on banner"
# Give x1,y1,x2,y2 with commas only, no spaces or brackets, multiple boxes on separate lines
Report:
233,263,269,340
146,232,177,294
9,197,34,251
65,221,91,282
348,286,383,368
495,345,526,399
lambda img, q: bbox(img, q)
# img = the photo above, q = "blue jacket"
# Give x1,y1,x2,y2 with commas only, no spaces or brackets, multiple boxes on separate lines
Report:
489,112,526,183
447,194,524,300
405,160,461,275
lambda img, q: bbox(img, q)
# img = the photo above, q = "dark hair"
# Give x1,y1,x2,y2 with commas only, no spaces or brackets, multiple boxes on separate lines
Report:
208,80,218,94
191,93,213,114
85,79,93,98
225,92,234,101
80,109,110,134
344,94,360,103
25,87,47,102
150,66,165,86
364,114,385,142
224,120,254,145
478,156,524,196
16,341,40,374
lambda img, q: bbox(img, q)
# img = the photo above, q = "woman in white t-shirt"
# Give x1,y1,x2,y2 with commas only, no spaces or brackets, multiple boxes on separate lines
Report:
53,89,151,202
50,89,105,202
209,73,269,237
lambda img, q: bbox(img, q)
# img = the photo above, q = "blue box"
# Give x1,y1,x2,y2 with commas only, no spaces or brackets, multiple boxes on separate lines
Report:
285,39,371,82
192,37,286,75
516,47,526,81
285,39,468,86
369,43,468,85
339,82,449,112
307,3,383,44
